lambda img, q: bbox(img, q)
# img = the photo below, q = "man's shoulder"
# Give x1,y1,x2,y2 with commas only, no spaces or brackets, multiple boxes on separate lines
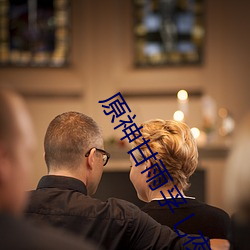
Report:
26,188,141,221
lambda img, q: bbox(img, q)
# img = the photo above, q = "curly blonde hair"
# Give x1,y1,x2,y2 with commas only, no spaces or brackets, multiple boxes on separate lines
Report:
131,119,198,191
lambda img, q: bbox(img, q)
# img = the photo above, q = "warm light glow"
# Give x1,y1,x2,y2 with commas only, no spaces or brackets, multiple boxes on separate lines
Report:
173,110,184,121
218,108,228,119
191,127,200,139
177,90,188,101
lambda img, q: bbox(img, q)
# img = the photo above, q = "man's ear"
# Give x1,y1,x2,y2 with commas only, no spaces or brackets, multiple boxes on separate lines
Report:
86,148,96,171
43,152,50,174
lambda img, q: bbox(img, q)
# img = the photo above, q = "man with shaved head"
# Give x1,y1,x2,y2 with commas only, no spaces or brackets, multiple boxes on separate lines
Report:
26,111,230,250
0,89,97,250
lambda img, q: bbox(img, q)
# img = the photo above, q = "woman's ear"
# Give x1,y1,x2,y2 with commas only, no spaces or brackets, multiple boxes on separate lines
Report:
141,160,151,180
145,160,151,169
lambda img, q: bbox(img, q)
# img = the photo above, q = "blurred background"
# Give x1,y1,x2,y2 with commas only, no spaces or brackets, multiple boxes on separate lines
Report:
0,0,249,215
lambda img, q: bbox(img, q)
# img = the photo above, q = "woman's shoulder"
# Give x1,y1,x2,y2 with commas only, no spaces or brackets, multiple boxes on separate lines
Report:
194,200,230,221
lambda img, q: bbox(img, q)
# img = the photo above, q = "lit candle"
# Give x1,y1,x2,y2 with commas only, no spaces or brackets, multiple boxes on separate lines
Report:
173,110,184,122
191,127,200,139
191,127,207,147
177,90,189,119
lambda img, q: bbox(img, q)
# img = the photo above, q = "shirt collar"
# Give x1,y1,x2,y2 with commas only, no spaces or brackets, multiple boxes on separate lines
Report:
37,175,87,195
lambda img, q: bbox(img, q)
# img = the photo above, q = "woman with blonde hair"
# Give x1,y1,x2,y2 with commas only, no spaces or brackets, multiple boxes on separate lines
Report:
129,119,230,239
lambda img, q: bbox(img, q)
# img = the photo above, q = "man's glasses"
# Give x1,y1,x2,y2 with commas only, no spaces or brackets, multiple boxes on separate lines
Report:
85,147,111,166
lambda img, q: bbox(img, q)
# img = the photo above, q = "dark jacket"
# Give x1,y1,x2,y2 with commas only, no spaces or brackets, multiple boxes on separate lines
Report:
25,175,210,250
0,212,97,250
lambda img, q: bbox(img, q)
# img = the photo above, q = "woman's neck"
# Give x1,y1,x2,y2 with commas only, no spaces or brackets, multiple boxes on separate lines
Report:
147,185,185,202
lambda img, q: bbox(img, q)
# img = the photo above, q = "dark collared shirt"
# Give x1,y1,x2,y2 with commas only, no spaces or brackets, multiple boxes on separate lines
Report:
25,175,210,250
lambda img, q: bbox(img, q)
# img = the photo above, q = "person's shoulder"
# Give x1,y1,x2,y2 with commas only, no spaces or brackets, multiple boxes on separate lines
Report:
195,200,230,221
26,187,141,221
0,213,99,250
